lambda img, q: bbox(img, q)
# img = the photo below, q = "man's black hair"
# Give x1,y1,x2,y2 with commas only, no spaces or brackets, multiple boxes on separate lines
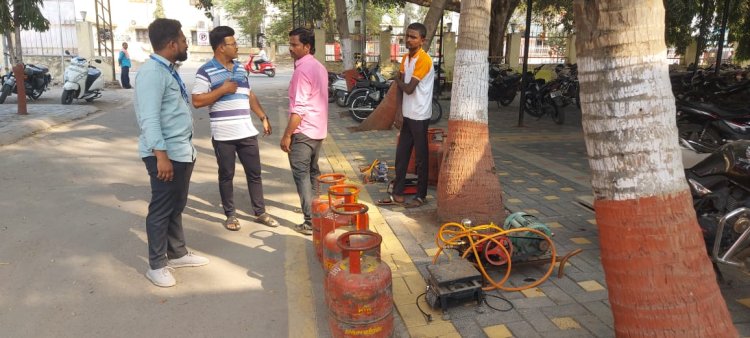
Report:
209,26,235,51
289,27,315,54
407,22,427,39
148,18,182,51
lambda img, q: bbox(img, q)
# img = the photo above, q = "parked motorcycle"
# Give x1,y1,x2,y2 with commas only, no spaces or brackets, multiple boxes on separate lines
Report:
61,51,104,104
348,79,443,125
336,63,386,108
487,64,521,108
676,99,750,153
243,55,276,77
683,140,750,276
0,53,52,104
547,63,580,109
522,64,564,124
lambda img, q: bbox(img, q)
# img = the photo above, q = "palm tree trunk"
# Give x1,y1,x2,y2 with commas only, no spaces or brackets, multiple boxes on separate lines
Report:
333,0,353,70
574,0,737,336
488,0,519,59
423,0,448,51
437,0,504,223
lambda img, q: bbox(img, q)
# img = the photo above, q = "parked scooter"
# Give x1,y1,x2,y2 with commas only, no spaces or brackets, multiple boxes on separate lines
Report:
243,55,276,77
683,140,750,276
676,99,750,153
0,52,52,104
61,50,104,104
487,63,521,108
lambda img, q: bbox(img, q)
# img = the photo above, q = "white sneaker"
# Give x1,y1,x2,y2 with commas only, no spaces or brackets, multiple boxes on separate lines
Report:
168,252,209,268
146,267,176,287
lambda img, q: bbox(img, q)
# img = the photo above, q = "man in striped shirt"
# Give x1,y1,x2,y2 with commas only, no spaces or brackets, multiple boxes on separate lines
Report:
192,26,279,231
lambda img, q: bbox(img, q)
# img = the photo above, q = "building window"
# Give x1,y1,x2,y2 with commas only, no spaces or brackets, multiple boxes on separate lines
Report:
136,29,149,43
191,31,198,45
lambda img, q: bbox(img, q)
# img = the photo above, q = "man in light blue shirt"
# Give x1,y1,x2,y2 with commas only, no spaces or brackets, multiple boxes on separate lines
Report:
134,18,209,288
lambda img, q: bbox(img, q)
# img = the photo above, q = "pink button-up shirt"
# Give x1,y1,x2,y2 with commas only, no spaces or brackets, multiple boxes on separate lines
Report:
288,54,328,140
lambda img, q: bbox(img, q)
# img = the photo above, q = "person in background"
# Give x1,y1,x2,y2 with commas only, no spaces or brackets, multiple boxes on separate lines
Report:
118,42,132,89
191,26,280,231
280,27,328,235
134,18,209,288
390,22,434,209
253,48,269,70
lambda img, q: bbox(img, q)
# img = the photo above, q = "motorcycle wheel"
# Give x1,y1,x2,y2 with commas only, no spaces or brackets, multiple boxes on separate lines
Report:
28,88,44,100
524,93,544,118
349,95,374,122
328,88,335,103
61,89,74,105
265,69,276,77
549,103,565,125
85,98,95,102
335,91,348,107
499,96,515,106
429,98,443,125
678,121,723,153
0,84,11,104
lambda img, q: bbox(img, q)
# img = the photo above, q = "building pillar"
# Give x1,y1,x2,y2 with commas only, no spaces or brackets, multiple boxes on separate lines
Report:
443,32,456,83
566,34,576,64
314,28,326,64
76,21,95,59
379,30,391,67
508,33,522,68
683,40,698,66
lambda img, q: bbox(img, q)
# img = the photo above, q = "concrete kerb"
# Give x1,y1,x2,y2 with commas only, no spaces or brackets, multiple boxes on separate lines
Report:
0,105,100,146
321,135,461,337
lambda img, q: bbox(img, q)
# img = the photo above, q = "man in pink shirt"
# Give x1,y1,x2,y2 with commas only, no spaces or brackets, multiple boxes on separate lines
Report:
281,27,328,235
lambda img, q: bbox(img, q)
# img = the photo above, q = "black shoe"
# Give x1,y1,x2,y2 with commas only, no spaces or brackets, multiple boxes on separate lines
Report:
294,221,313,235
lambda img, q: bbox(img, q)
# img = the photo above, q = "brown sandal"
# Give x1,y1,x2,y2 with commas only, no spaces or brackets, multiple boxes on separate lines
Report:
224,216,241,231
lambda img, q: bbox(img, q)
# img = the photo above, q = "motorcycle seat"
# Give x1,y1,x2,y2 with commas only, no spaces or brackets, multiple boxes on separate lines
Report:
681,100,750,118
27,64,49,74
373,81,391,90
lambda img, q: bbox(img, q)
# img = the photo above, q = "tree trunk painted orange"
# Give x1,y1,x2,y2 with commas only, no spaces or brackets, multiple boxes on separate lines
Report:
437,120,504,223
595,192,736,336
574,0,737,336
436,0,505,224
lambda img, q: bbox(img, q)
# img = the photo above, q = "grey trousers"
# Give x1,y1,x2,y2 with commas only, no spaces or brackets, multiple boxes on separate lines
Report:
143,156,193,269
288,133,322,222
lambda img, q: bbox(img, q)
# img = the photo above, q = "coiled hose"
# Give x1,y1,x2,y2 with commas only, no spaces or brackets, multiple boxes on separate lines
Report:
433,222,557,292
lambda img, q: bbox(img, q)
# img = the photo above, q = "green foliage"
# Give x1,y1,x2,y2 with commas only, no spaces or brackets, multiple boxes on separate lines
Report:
154,0,165,19
219,0,266,45
194,0,215,19
0,0,50,34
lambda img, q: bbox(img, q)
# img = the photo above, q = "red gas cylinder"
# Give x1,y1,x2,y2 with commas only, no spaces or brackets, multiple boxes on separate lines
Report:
323,203,369,272
397,128,447,185
312,173,347,262
319,184,361,263
327,231,393,338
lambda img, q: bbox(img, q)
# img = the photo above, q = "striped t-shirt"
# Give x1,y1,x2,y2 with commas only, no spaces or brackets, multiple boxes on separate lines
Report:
192,58,259,141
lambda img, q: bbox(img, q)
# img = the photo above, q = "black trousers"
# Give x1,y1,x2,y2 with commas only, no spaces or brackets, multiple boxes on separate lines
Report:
121,66,131,88
394,117,429,199
287,133,322,222
143,156,193,270
212,136,266,217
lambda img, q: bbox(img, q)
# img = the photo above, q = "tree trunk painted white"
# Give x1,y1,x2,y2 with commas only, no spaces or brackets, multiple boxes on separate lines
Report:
574,0,737,336
437,0,504,223
334,0,354,70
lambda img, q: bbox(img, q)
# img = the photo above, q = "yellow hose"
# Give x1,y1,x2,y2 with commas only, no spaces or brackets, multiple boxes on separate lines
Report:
433,222,557,292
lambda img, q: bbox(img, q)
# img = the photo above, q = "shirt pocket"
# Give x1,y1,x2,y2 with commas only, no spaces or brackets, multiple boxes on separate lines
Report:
165,82,182,101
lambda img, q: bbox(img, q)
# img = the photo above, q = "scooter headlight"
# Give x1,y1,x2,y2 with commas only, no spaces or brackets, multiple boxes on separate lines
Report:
734,216,750,234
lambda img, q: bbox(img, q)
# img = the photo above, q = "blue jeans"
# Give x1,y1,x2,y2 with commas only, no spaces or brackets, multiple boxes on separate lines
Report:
288,133,322,222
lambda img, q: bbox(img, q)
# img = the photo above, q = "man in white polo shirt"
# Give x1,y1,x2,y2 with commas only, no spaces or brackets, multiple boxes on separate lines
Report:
391,22,434,208
192,26,279,231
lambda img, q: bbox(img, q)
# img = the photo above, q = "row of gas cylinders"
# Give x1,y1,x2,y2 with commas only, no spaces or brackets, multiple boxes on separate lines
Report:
312,173,393,338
